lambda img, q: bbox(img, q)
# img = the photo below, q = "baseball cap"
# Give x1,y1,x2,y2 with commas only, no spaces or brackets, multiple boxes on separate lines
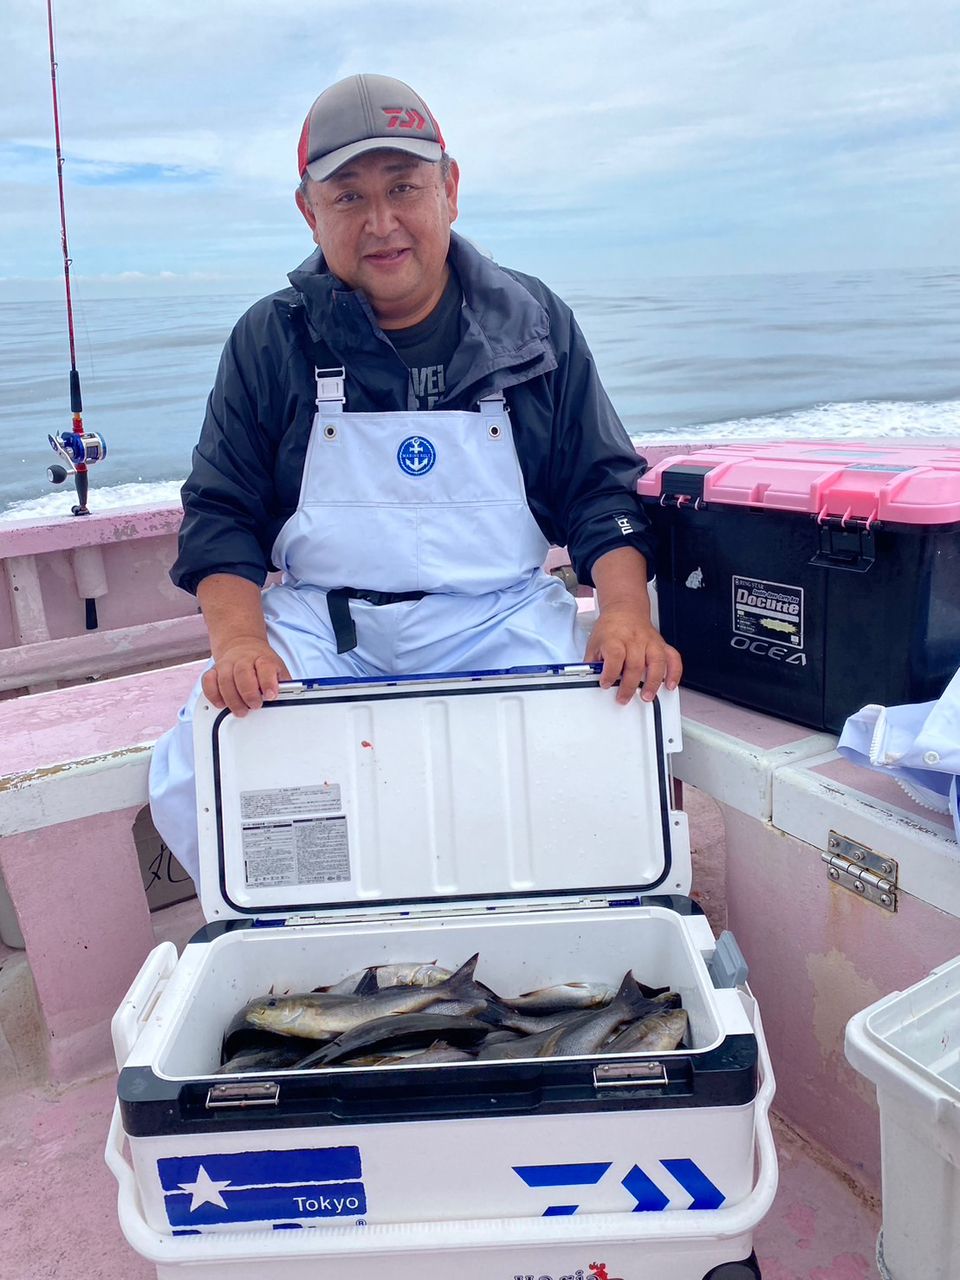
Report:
298,74,445,182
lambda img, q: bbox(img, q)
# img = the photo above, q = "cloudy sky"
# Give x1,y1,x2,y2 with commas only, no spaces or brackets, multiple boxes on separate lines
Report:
3,0,958,299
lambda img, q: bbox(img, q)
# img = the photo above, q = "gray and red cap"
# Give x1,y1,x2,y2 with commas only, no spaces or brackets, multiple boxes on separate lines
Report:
298,74,445,182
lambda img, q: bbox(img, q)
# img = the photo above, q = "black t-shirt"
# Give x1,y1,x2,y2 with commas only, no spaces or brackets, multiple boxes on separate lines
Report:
388,267,463,409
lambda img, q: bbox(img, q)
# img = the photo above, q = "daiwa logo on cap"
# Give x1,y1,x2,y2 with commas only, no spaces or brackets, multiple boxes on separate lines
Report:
397,435,436,475
382,106,426,130
157,1146,366,1229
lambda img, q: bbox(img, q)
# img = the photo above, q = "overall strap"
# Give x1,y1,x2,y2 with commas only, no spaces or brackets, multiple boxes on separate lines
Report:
476,388,509,439
295,311,347,412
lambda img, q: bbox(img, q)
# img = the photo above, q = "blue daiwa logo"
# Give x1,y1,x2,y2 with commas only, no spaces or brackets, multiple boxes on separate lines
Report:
397,435,436,475
513,1158,725,1215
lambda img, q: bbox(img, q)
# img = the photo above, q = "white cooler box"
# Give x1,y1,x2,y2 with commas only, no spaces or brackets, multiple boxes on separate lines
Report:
107,667,777,1280
846,955,960,1280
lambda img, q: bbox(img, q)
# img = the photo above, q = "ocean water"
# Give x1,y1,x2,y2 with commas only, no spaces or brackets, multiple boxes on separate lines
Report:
1,266,958,520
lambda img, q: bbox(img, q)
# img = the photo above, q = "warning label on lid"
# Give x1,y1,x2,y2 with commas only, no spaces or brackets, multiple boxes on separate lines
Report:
732,575,804,648
243,816,351,888
239,783,350,887
241,783,341,821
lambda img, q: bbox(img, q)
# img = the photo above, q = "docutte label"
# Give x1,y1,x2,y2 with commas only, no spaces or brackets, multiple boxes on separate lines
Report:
732,575,804,649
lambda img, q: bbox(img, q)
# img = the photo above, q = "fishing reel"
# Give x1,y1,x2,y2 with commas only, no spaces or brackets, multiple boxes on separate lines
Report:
47,429,107,517
47,430,107,484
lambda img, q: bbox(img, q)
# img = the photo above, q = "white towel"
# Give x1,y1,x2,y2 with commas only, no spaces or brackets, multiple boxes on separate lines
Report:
838,667,960,845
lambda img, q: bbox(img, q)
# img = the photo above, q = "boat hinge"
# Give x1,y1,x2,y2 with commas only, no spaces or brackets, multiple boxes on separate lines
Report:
821,832,898,912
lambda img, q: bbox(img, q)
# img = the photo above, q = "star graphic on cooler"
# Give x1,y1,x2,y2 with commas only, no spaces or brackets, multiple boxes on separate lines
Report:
178,1164,232,1212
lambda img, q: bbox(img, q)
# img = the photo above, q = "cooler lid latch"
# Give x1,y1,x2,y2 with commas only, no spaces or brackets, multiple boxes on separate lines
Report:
205,1081,281,1109
658,463,714,510
810,514,877,573
593,1060,668,1089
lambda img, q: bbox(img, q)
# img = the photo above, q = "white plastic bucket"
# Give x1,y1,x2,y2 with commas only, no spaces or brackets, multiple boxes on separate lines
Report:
845,955,960,1280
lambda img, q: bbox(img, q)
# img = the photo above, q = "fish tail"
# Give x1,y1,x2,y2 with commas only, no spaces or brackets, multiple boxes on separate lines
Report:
613,970,642,1004
613,970,665,1017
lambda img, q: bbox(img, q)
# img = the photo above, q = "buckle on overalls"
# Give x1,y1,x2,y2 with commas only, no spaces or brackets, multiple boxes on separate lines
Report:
315,367,346,406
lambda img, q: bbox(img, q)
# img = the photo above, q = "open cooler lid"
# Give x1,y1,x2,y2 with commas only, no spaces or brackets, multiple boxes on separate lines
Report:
637,442,960,527
193,666,684,923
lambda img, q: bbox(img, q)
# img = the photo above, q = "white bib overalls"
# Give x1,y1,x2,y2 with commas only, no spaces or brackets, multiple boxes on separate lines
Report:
150,368,584,879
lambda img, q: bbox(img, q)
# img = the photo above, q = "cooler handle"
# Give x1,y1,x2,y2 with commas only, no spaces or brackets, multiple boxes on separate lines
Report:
738,986,778,1148
105,1101,140,1209
111,940,178,1068
751,997,777,1114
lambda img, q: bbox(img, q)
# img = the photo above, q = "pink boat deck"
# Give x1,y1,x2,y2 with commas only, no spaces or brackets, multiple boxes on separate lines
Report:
0,887,884,1280
2,455,959,1277
2,673,956,1277
0,1077,882,1280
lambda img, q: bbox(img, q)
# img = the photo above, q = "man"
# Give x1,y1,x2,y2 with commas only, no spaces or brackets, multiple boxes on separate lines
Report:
150,73,681,881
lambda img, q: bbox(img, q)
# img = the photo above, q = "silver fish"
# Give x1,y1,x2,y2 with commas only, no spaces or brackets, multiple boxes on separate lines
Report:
479,978,649,1061
216,1044,307,1074
412,997,489,1018
491,1005,606,1035
378,1040,475,1066
220,1020,328,1061
240,954,482,1040
477,1010,597,1059
501,981,617,1014
605,1009,689,1054
478,1028,525,1047
545,973,667,1057
318,962,454,995
301,1013,493,1067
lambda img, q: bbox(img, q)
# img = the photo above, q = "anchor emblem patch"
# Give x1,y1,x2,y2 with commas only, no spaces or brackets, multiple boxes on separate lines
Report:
397,435,437,476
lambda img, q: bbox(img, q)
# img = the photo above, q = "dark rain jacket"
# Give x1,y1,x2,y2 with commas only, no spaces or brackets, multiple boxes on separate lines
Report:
172,232,655,596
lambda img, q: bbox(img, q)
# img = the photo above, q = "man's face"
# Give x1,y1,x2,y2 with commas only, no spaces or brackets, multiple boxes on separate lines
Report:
296,151,460,329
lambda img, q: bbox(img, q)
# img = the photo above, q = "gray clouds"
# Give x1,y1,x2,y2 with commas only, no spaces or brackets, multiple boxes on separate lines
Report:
2,0,957,294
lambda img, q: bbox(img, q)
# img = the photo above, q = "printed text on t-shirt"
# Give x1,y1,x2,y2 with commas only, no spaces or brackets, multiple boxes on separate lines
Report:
410,364,446,408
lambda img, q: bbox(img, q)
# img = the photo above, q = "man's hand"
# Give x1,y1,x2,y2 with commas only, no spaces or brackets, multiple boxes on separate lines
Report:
201,637,292,716
584,605,681,705
586,545,682,705
197,574,291,716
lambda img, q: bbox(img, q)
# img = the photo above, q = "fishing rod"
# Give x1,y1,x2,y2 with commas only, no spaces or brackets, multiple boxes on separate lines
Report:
44,0,106,518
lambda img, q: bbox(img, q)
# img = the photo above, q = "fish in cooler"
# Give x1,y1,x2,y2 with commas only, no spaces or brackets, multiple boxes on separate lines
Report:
315,961,455,994
234,954,485,1040
219,955,689,1072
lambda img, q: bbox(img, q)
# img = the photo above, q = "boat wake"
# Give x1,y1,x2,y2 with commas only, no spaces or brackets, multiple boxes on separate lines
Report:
0,479,186,522
633,397,960,445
